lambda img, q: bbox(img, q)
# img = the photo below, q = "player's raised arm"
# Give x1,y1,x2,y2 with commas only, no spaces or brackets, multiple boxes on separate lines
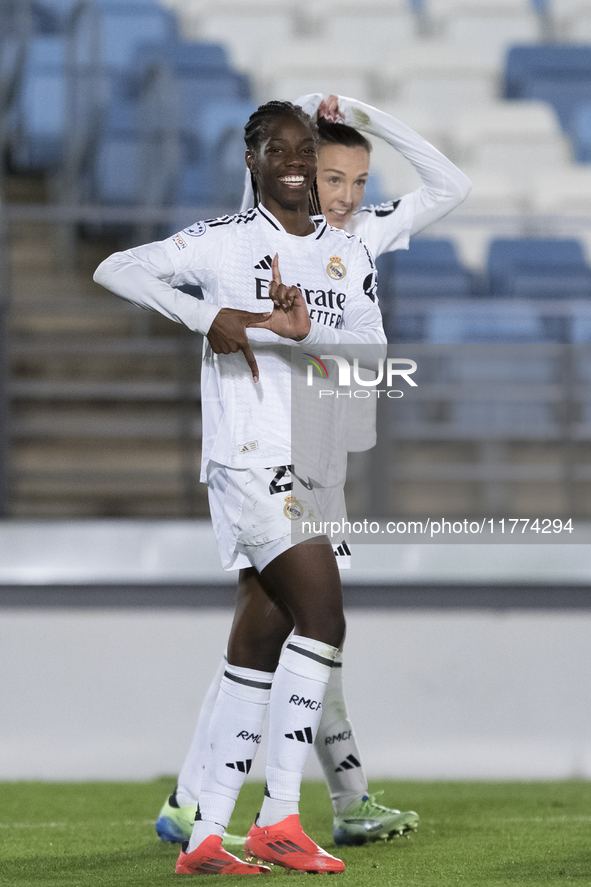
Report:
317,94,343,124
94,244,221,335
94,240,270,381
333,94,471,247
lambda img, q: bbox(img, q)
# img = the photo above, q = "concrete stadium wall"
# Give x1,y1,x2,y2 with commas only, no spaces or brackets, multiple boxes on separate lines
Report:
2,607,591,782
1,520,590,586
1,521,590,781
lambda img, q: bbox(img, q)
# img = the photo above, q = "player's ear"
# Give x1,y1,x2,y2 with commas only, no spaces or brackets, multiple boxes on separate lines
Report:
245,150,256,174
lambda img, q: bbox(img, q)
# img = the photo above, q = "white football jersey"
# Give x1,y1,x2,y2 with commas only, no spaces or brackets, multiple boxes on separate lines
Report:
242,94,471,261
96,204,386,481
346,197,410,259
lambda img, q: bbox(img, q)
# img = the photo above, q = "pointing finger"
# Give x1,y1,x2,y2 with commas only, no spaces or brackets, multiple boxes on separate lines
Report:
271,253,282,288
241,340,260,383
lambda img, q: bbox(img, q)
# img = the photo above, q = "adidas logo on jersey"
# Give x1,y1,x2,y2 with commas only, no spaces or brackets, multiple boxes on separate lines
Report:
254,255,274,270
334,541,351,558
285,727,314,744
226,759,253,773
239,440,259,454
335,754,361,772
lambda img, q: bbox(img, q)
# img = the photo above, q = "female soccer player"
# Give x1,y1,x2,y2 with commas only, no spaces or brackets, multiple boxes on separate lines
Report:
155,93,472,852
95,100,387,874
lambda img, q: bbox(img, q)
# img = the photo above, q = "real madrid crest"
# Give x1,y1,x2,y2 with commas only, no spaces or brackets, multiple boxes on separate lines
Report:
326,255,346,280
284,495,303,520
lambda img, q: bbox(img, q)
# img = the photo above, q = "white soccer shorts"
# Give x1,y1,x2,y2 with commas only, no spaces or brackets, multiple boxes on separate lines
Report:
206,461,351,574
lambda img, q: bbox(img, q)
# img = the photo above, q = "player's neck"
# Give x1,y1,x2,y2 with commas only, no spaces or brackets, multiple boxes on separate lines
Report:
259,198,315,237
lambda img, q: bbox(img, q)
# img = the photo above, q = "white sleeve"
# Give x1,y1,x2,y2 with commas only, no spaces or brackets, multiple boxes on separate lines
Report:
240,94,325,213
93,236,220,336
293,93,324,117
338,95,472,255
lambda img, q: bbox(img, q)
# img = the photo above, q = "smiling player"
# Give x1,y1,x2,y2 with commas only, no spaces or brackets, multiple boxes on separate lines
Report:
95,100,390,874
155,94,471,854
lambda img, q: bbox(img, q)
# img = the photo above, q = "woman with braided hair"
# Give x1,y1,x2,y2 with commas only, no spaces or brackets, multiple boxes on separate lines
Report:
95,100,387,875
155,93,472,858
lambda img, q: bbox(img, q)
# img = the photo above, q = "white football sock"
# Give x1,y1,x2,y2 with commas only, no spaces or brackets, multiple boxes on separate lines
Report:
187,663,273,851
314,650,369,815
258,635,338,828
176,655,226,808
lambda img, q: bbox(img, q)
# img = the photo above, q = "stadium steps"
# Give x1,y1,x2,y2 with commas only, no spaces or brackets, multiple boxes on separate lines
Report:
4,172,207,519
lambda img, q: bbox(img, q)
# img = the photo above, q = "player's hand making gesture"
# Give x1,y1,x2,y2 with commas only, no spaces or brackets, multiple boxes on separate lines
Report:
207,307,271,383
251,254,312,342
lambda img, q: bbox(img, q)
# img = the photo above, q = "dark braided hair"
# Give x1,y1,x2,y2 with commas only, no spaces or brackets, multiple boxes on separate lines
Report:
244,101,322,216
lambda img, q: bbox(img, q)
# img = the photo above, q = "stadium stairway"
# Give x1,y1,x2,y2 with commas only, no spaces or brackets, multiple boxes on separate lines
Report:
4,172,208,519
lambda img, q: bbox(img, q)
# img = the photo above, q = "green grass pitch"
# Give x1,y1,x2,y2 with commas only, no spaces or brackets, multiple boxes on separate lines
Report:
1,779,590,886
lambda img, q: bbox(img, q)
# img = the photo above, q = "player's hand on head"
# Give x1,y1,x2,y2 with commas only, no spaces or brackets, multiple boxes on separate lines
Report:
249,254,311,342
207,308,271,382
318,95,343,123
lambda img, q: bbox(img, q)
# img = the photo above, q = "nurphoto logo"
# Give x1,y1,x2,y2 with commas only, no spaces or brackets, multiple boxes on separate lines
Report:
304,353,418,398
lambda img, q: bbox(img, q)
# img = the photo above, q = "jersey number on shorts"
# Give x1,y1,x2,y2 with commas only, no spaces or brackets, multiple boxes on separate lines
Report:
269,465,313,496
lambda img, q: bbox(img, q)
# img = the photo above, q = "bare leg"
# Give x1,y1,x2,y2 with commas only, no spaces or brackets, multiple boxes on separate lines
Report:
226,567,294,670
228,538,346,669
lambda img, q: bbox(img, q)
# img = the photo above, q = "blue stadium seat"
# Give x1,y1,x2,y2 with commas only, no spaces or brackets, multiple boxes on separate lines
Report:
176,99,255,206
388,238,472,300
425,305,546,343
78,6,182,201
94,137,142,204
379,240,471,342
92,3,178,76
132,40,250,203
174,69,250,120
179,99,256,205
134,40,233,75
129,41,252,206
487,238,591,299
451,400,554,436
33,0,162,32
10,35,66,169
504,45,591,99
522,74,591,129
91,31,253,208
569,102,591,162
91,78,143,204
12,2,180,172
505,45,591,134
1,1,30,115
30,2,62,35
